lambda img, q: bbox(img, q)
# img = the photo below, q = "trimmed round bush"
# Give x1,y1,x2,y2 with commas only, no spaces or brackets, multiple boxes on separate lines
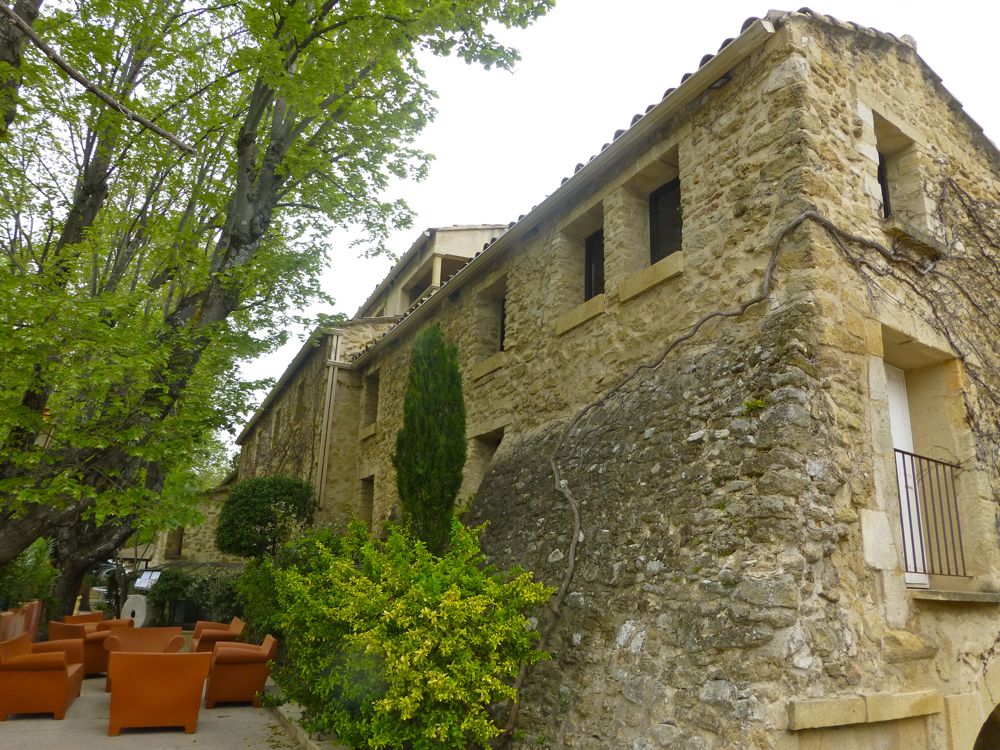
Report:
215,476,315,558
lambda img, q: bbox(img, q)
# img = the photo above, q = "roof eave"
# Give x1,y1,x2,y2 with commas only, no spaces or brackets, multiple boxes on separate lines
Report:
235,328,343,445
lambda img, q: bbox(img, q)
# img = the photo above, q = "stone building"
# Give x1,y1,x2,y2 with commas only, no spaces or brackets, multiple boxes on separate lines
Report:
173,9,1000,749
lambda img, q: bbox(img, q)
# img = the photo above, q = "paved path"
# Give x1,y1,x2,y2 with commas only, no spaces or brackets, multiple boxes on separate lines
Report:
0,676,298,749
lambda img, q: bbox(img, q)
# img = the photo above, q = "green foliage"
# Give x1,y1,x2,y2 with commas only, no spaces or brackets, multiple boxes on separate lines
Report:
237,527,342,642
187,566,242,622
0,0,553,566
0,538,56,609
148,565,242,625
272,520,552,749
743,397,767,412
393,325,467,554
146,567,195,625
216,476,315,559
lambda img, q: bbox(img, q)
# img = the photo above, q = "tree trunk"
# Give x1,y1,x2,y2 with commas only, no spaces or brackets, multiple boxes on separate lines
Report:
50,513,136,617
0,504,79,568
0,0,42,135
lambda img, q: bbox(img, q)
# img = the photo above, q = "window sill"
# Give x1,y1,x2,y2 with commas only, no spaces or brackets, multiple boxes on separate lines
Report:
882,216,948,260
619,251,685,303
908,588,1000,604
470,351,505,381
359,422,377,440
554,294,605,336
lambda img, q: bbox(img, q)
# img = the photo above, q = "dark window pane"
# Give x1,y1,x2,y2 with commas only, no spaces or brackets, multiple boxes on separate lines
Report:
650,179,682,264
584,229,605,300
498,297,506,352
877,152,892,219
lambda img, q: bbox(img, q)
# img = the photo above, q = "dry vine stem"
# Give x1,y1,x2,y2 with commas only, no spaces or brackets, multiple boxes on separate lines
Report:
0,0,195,154
496,197,999,744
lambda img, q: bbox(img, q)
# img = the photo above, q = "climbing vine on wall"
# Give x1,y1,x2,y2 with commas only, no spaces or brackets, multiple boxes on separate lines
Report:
496,174,1000,744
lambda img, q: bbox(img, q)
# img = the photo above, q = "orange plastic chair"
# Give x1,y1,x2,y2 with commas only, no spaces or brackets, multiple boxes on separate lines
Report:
0,633,84,720
107,651,212,735
204,635,278,708
0,613,14,642
191,616,245,652
103,627,184,691
47,619,127,676
63,611,105,625
23,600,43,641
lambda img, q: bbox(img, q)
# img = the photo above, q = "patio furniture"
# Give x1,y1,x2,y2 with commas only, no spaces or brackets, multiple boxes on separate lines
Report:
0,612,15,642
22,600,43,641
204,635,278,708
0,632,84,720
107,651,212,735
63,612,105,625
48,618,133,676
103,627,184,691
191,616,245,653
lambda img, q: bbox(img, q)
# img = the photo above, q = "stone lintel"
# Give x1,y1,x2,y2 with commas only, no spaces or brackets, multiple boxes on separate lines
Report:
787,690,945,731
865,690,943,723
467,413,512,440
618,252,686,303
787,696,866,730
469,351,505,381
359,422,377,440
554,294,606,336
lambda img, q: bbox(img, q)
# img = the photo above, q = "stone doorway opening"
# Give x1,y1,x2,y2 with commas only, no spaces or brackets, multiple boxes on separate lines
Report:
974,703,1000,749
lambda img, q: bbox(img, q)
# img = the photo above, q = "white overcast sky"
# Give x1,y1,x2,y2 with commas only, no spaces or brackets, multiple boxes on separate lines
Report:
241,1,1000,403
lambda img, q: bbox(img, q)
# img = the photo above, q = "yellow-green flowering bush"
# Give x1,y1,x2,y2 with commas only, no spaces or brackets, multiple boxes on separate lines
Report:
272,520,552,749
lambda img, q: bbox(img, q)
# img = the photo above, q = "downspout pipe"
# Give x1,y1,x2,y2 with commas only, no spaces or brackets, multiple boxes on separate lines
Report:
316,330,343,510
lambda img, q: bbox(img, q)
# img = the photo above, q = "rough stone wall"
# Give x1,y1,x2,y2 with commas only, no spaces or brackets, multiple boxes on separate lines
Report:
239,340,328,485
217,13,1000,748
468,18,1000,749
356,30,812,527
346,16,1000,749
777,16,1000,747
467,302,861,749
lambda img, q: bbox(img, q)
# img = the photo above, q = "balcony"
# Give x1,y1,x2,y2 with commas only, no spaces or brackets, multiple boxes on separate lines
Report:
894,448,967,580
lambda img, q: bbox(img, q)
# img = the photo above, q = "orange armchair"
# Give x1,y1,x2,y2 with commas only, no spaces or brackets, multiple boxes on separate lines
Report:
48,618,132,676
103,627,184,691
0,633,84,720
191,616,245,652
63,611,105,625
205,635,278,708
107,651,212,735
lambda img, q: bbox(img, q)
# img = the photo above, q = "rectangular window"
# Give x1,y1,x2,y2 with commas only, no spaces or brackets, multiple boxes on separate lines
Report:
362,371,379,426
359,475,375,530
498,297,506,352
584,229,605,301
650,178,682,263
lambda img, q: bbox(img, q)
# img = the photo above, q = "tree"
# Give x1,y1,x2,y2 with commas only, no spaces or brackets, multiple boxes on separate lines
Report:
215,476,314,559
392,324,466,554
0,0,553,612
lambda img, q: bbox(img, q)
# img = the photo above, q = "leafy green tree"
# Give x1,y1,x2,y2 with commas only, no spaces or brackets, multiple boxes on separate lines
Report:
393,325,466,554
215,476,314,559
0,0,553,612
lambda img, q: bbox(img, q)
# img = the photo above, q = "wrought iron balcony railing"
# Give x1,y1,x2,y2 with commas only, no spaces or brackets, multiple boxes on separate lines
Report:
894,448,967,578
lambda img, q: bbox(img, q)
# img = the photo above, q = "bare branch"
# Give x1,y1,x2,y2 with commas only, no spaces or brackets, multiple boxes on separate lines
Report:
0,0,195,154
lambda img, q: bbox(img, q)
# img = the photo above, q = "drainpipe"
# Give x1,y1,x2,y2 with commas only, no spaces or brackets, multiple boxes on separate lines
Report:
316,330,343,510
